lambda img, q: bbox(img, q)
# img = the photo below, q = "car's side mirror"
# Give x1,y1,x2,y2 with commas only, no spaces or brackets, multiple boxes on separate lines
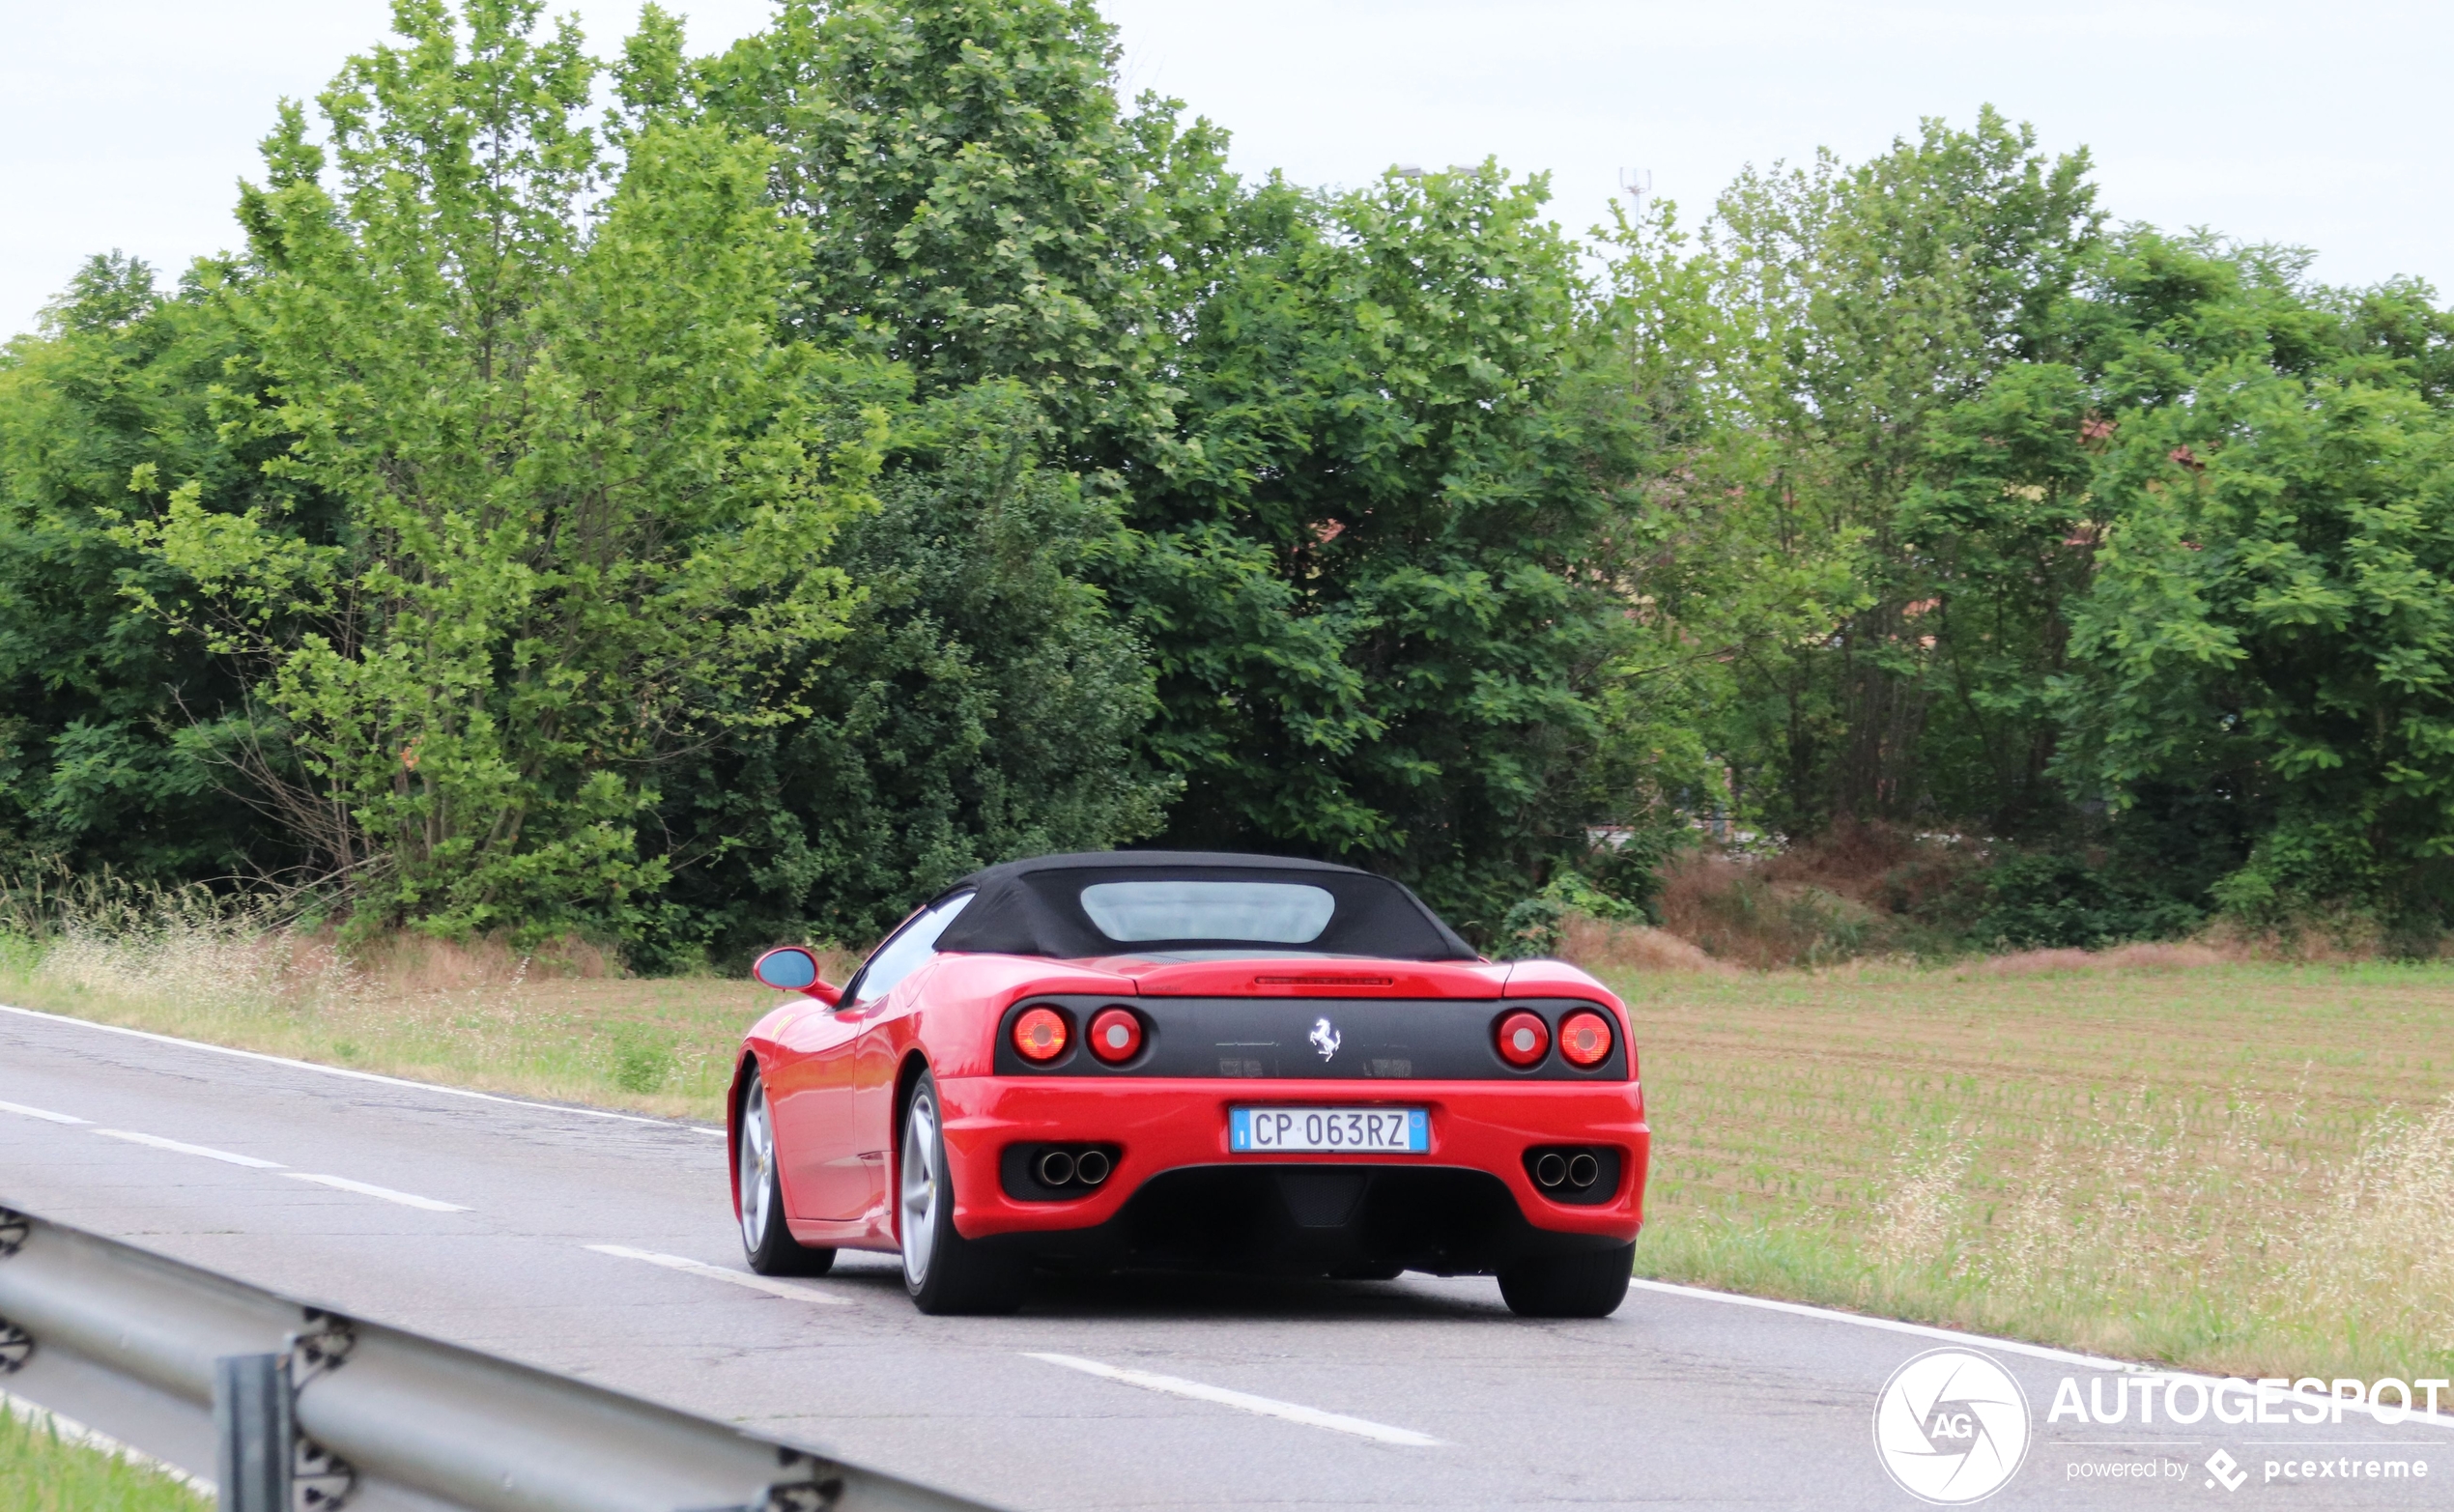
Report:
752,946,842,1007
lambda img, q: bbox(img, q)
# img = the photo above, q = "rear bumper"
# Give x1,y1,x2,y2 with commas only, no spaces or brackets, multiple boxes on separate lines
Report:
935,1076,1647,1271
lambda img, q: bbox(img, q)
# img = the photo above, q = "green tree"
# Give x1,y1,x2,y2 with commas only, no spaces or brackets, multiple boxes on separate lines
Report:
2052,237,2454,941
619,0,1194,954
652,380,1175,955
118,0,874,944
698,0,1231,462
1128,166,1643,930
0,254,288,880
1644,110,2100,836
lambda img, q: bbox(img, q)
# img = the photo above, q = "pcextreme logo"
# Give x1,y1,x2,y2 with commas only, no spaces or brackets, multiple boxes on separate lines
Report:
1873,1348,2033,1504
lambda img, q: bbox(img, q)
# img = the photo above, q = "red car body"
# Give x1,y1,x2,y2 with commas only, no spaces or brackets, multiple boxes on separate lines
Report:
728,852,1650,1315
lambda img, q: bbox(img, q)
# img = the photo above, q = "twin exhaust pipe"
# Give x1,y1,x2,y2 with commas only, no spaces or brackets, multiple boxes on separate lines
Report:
1036,1147,1112,1188
1531,1150,1602,1190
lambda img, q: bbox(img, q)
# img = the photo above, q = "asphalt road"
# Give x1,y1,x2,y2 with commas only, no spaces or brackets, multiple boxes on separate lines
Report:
3,1001,2447,1510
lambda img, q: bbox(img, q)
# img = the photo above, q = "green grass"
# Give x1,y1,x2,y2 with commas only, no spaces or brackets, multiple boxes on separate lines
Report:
1604,956,2454,1381
0,1402,208,1512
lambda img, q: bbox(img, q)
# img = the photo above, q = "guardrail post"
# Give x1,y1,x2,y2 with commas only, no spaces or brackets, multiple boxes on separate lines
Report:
214,1353,292,1512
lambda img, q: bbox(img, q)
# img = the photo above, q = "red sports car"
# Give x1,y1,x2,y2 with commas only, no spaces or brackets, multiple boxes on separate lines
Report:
728,851,1649,1316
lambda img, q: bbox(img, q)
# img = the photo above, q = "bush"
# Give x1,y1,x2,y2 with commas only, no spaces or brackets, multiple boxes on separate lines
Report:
1967,850,2202,951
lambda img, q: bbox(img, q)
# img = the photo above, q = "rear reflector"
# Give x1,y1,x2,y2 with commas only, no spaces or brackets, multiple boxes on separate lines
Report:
1495,1010,1551,1068
1013,1007,1070,1062
1556,1011,1613,1068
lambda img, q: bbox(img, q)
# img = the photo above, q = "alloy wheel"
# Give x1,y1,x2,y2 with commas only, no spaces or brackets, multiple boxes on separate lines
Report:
900,1088,941,1287
739,1078,776,1251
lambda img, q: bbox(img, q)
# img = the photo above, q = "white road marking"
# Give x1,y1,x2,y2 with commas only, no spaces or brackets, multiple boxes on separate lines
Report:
1025,1352,1440,1446
283,1173,469,1212
2,1389,215,1495
91,1128,284,1168
1625,1278,2146,1372
1623,1280,2454,1430
0,1001,725,1138
0,1098,87,1125
584,1244,853,1304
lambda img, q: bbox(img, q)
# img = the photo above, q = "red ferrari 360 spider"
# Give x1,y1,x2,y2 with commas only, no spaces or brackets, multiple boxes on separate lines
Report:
728,851,1649,1316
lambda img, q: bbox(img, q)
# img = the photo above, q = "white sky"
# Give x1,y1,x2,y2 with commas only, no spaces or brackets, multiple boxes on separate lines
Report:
5,1,2448,338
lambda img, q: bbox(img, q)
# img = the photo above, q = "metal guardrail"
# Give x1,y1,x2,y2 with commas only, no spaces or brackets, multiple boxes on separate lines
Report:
0,1204,999,1512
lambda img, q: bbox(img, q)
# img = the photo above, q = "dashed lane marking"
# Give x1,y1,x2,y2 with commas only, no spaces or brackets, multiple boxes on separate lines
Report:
90,1128,283,1168
1024,1352,1440,1446
283,1173,469,1212
583,1244,855,1304
0,1098,87,1125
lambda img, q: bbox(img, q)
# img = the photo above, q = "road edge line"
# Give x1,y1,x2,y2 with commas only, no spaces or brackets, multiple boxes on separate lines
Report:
0,1000,726,1138
1626,1278,2454,1429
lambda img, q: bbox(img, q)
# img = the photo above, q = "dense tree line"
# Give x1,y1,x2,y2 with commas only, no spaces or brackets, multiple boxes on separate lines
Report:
6,0,2453,959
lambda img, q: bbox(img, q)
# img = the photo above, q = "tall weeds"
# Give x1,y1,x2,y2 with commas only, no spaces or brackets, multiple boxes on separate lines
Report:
1851,1089,2454,1374
0,871,776,1117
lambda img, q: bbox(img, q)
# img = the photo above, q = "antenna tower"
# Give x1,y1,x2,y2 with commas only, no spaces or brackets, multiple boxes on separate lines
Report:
1618,167,1653,215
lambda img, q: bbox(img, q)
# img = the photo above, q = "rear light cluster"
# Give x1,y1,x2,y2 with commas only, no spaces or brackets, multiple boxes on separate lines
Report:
1491,1007,1615,1070
1557,1012,1612,1068
1011,1004,1147,1066
1013,1006,1069,1061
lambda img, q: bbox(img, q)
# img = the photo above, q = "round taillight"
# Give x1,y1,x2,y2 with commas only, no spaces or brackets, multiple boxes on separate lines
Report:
1557,1011,1613,1068
1495,1010,1551,1068
1087,1007,1143,1064
1012,1007,1070,1062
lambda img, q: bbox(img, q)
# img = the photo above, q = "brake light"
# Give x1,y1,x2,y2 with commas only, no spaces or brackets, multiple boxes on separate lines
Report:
1495,1010,1550,1068
1557,1011,1613,1068
1012,1007,1070,1062
1087,1007,1143,1064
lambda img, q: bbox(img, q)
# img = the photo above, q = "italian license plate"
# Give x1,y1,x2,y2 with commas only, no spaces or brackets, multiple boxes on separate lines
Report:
1229,1106,1428,1154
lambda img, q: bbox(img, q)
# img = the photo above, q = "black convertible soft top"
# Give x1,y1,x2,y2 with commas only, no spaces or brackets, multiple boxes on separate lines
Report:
929,851,1480,961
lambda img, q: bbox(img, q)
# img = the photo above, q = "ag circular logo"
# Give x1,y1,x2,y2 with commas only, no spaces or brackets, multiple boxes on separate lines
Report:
1872,1347,2032,1503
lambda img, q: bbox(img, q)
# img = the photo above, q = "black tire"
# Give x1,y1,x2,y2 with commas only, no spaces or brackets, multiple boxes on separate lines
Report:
1497,1242,1635,1318
899,1070,1026,1315
737,1065,837,1277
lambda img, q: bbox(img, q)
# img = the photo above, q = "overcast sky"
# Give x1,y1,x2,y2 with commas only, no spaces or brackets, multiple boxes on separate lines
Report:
5,1,2447,338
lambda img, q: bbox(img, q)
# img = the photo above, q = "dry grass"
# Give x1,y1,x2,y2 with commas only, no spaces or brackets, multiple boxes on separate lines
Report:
0,904,856,1122
1558,914,1734,975
1606,956,2454,1380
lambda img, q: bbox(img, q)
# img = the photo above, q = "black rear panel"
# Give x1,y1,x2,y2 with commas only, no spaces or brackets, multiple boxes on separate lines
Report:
991,996,1628,1080
984,1163,1628,1274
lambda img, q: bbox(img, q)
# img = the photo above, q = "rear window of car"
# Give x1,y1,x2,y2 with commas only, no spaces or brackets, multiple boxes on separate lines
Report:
1078,880,1336,944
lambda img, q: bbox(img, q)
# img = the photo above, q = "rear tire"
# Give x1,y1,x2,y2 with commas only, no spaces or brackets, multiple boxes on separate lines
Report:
1497,1242,1635,1318
738,1066,837,1277
899,1071,1026,1315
